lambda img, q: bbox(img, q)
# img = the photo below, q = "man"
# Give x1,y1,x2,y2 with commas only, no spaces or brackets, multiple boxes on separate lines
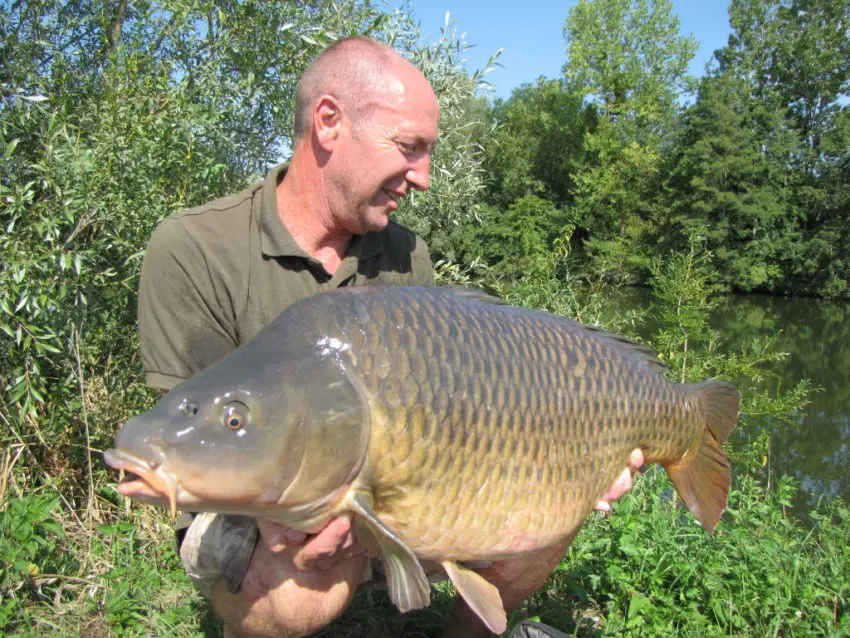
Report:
138,36,643,637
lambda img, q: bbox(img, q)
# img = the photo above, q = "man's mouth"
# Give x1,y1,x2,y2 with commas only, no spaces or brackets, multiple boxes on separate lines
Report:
383,189,402,206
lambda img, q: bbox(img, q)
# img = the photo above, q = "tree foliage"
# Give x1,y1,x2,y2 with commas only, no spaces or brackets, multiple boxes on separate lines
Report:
562,0,697,283
665,0,850,295
471,0,849,298
484,79,593,210
663,72,794,290
563,0,696,125
457,195,571,280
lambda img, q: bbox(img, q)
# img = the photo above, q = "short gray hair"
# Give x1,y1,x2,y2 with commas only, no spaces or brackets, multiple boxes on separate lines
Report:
294,37,403,140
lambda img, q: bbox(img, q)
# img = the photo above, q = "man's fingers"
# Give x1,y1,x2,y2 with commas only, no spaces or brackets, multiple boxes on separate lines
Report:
595,467,633,511
594,448,645,513
594,500,612,513
293,517,356,570
257,518,307,553
628,448,645,473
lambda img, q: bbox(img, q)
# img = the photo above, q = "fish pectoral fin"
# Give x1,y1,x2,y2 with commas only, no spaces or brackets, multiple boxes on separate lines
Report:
347,492,430,612
441,560,507,635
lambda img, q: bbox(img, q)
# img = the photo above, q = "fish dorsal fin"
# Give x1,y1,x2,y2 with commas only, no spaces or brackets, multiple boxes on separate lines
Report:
347,491,430,612
442,285,664,372
442,285,506,305
441,560,507,635
442,286,665,372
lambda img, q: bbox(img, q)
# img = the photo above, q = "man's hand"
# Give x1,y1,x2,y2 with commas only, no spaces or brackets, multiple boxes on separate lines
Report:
213,517,368,638
595,448,645,513
256,517,362,570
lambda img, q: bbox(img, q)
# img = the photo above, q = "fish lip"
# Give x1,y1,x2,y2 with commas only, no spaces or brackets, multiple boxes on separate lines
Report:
104,447,157,474
104,448,179,517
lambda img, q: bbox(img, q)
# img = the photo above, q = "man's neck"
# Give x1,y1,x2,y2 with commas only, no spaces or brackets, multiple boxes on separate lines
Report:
275,152,352,275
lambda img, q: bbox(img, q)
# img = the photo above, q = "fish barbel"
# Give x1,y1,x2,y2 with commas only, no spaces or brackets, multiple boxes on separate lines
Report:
105,286,739,632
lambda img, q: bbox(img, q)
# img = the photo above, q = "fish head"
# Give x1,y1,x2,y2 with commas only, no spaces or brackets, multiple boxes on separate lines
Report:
105,337,370,521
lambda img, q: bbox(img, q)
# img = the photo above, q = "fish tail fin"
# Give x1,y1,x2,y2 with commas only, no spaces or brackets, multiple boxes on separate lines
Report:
663,380,740,533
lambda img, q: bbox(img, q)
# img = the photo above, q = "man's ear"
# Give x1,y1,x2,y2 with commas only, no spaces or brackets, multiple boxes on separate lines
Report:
314,95,343,151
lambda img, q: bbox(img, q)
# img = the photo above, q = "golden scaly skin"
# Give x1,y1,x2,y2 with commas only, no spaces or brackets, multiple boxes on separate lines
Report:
330,288,706,562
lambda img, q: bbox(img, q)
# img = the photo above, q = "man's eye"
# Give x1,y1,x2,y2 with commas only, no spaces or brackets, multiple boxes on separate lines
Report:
399,142,417,154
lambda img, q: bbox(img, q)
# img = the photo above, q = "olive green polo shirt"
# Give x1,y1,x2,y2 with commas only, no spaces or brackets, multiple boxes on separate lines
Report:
138,163,434,390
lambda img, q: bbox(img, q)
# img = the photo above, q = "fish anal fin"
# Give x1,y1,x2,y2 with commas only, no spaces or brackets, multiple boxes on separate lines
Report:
442,560,507,635
665,380,740,533
347,491,430,612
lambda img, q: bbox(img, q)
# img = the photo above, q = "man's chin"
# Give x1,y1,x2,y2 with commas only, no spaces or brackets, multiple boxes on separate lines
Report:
361,212,392,233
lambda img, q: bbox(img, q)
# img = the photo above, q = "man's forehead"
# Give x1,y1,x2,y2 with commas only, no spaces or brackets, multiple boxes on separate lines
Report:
382,71,436,106
374,76,438,120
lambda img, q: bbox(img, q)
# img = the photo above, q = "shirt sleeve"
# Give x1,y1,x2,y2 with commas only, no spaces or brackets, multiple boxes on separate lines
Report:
179,513,258,598
138,217,238,389
411,235,436,286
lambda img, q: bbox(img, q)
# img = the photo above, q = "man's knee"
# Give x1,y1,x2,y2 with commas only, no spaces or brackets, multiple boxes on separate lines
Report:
212,579,296,638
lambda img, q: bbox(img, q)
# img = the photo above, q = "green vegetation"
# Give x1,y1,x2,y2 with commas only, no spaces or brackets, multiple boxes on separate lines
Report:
2,1,848,636
475,0,849,297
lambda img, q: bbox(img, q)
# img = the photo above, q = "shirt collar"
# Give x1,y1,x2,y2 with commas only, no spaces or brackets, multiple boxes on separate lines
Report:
259,162,382,262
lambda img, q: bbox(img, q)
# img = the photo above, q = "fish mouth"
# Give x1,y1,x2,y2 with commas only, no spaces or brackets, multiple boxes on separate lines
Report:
104,448,179,517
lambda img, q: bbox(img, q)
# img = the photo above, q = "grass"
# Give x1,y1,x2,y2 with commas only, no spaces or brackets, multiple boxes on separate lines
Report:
2,459,847,637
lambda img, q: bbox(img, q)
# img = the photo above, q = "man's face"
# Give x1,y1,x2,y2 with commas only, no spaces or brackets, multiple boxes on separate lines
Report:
327,64,439,234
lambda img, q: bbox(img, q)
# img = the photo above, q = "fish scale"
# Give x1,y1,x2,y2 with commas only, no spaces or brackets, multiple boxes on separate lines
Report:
106,285,740,634
343,290,677,559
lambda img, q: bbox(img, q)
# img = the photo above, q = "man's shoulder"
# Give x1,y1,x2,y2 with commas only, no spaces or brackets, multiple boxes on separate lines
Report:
381,219,424,248
152,182,262,254
167,182,260,229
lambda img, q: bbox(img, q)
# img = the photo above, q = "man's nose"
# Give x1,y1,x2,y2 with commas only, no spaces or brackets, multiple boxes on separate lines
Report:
406,153,431,191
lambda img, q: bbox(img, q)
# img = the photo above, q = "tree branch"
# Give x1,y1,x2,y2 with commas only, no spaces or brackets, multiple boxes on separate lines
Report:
105,0,129,55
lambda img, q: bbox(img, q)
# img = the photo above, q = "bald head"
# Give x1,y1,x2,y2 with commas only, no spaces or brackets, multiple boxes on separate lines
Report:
294,37,431,140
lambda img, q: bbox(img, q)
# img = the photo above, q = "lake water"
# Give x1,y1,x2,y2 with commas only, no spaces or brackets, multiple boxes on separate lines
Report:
609,288,850,516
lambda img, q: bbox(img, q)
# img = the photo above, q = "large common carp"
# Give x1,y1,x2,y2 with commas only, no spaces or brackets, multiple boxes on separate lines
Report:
105,286,739,633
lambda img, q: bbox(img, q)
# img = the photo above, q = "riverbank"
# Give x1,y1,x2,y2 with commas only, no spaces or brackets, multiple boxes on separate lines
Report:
3,456,846,636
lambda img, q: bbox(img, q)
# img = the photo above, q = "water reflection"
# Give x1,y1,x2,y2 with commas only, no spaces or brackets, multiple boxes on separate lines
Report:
608,289,850,514
711,294,850,513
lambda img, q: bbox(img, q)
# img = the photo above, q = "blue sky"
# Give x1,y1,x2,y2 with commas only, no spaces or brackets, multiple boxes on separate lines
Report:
413,0,733,100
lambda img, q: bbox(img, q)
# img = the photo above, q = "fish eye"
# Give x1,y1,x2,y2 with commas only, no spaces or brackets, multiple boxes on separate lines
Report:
222,401,250,431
